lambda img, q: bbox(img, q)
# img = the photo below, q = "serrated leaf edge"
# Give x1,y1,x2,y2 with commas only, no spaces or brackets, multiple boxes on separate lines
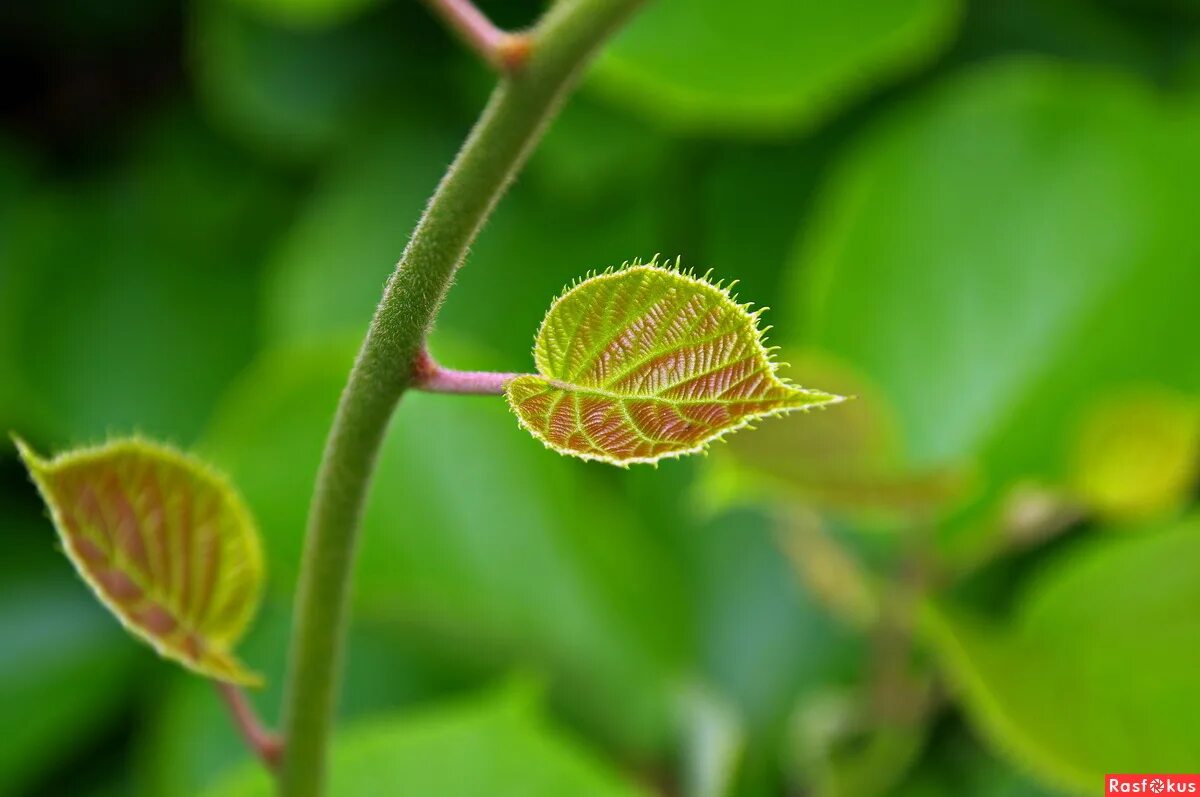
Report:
509,256,847,467
12,434,266,687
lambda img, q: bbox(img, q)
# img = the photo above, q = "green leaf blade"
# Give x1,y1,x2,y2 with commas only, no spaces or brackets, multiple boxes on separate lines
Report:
508,263,843,465
205,686,650,797
589,0,960,134
15,437,264,686
922,514,1200,790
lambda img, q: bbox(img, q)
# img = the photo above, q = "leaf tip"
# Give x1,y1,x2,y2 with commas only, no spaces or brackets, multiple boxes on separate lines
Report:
11,433,43,471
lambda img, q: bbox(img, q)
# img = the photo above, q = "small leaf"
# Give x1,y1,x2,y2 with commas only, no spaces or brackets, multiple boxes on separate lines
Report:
506,261,844,465
15,437,264,686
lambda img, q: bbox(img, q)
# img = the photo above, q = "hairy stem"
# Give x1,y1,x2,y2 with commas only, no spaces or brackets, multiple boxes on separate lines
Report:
217,683,283,770
277,2,647,795
413,350,527,395
423,0,532,72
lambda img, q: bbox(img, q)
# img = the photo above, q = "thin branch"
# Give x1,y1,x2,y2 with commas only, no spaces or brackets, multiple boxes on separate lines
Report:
423,0,533,72
216,682,283,771
412,350,527,395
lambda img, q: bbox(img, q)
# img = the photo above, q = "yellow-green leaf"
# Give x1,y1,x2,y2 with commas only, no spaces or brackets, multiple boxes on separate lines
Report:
1069,388,1200,523
703,350,969,524
14,437,264,686
506,261,844,465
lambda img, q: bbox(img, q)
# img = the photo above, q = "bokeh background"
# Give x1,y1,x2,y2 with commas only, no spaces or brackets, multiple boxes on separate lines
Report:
2,0,1199,795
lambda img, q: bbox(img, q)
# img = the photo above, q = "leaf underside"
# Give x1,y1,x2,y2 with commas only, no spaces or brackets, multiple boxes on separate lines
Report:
507,261,843,465
16,437,264,685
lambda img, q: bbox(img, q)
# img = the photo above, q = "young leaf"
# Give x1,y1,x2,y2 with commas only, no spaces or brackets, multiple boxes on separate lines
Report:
506,261,844,465
14,437,265,686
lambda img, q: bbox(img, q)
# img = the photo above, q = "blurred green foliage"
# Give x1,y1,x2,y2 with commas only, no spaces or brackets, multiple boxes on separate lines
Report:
1,0,1197,796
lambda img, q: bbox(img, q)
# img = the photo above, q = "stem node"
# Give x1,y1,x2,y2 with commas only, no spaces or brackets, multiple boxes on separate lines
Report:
424,0,533,73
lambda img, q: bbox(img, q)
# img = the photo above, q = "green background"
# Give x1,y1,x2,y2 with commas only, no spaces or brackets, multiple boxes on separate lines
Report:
1,0,1198,795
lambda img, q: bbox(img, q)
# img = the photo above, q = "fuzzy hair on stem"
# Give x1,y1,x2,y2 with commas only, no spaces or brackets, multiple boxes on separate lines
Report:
276,2,651,795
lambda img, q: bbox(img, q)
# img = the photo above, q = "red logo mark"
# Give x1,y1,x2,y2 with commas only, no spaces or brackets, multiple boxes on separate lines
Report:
1107,776,1200,795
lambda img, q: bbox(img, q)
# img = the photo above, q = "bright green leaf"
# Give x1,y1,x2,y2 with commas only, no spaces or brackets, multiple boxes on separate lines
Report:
16,438,265,686
589,0,960,134
922,514,1200,791
1068,388,1199,522
205,686,650,797
507,262,844,465
788,59,1200,556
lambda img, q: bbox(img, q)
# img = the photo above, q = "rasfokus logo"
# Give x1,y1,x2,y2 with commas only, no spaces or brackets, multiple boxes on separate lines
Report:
1107,775,1200,795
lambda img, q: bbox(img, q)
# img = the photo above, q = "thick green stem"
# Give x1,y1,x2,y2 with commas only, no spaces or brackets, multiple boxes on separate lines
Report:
276,2,646,795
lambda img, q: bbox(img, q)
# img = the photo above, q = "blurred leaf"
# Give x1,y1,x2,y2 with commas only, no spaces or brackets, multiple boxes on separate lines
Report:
224,0,380,29
3,112,292,443
506,263,844,465
263,114,663,370
435,189,663,371
139,600,479,796
201,342,691,753
1068,388,1199,522
683,508,862,794
678,686,743,797
702,352,968,526
923,513,1200,791
817,726,928,797
791,691,918,797
958,0,1160,75
261,114,458,346
699,141,836,305
774,510,880,630
789,59,1200,553
17,438,265,685
589,0,960,134
891,719,1064,797
205,685,650,797
527,96,669,206
0,519,138,797
191,0,440,161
